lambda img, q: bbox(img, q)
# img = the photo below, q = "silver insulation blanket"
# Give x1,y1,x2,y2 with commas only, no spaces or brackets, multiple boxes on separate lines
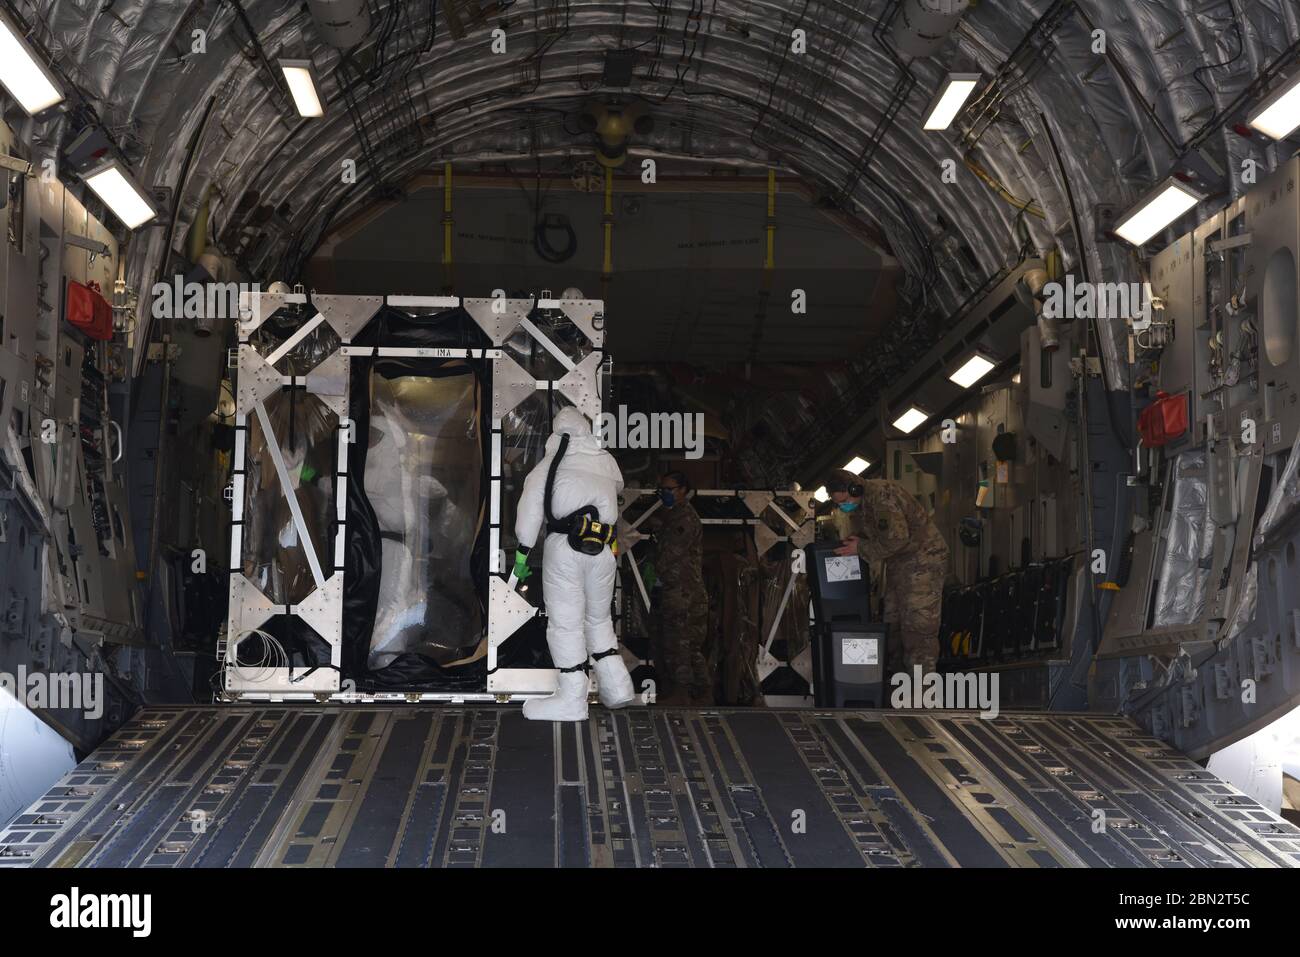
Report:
1153,451,1216,627
1256,429,1300,547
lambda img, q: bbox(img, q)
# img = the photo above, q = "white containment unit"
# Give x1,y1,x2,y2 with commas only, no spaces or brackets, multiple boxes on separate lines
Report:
223,291,607,702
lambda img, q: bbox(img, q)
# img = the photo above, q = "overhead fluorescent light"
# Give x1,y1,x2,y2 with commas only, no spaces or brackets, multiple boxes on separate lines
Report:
280,59,324,118
84,162,155,229
1113,177,1203,246
949,354,996,389
1247,72,1300,140
922,73,981,131
0,11,64,114
843,456,871,475
892,406,929,434
83,160,155,229
813,486,829,503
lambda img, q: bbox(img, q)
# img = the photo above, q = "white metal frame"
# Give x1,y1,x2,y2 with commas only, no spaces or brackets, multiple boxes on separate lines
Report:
222,292,607,702
615,487,819,706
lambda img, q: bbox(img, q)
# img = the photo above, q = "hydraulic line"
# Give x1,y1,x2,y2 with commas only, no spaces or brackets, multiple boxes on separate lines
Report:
143,91,217,593
1040,112,1130,451
220,0,289,108
1041,112,1122,683
963,155,1046,218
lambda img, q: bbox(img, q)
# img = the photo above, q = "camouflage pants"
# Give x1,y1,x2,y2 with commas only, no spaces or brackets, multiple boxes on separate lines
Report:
883,555,944,672
653,588,710,697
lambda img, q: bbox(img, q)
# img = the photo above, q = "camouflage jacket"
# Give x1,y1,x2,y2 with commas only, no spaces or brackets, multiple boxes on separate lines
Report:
654,501,707,593
831,479,948,570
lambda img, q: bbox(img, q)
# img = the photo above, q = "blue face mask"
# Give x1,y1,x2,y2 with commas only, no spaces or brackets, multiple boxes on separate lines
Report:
659,490,677,508
838,501,859,513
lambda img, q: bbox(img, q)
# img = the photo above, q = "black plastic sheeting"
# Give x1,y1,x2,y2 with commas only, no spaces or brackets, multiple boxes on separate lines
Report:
345,355,487,690
351,303,485,350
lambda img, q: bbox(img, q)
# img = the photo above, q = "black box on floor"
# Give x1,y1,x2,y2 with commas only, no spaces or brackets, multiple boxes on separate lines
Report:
817,623,888,707
805,541,886,707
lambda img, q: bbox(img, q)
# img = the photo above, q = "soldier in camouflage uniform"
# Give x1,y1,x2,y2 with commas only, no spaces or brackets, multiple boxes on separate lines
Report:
650,471,711,705
827,471,948,673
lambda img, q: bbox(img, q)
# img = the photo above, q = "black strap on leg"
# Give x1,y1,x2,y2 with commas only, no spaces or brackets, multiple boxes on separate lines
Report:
590,648,619,661
557,661,590,674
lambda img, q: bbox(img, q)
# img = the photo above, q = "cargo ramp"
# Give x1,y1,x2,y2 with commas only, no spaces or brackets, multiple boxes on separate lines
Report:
1,706,1297,868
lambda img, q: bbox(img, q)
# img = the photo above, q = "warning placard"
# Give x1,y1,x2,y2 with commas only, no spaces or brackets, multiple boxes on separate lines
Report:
824,555,862,583
841,636,878,665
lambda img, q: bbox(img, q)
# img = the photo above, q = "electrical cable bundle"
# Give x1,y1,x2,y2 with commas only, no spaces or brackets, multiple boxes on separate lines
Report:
232,628,289,683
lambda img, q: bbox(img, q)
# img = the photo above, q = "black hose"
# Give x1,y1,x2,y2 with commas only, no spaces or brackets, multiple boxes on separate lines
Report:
534,213,577,263
1040,112,1131,454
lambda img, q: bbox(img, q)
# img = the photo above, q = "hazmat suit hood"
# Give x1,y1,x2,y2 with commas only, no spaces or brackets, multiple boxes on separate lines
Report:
514,408,625,549
545,407,604,454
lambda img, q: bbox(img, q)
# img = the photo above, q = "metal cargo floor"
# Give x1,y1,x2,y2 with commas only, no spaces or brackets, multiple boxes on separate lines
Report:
3,706,1298,868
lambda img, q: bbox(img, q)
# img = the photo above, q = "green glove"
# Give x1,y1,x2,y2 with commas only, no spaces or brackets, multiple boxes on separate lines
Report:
640,561,657,592
513,549,532,581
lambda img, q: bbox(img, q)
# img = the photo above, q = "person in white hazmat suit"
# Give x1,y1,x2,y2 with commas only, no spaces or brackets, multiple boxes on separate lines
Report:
512,407,636,720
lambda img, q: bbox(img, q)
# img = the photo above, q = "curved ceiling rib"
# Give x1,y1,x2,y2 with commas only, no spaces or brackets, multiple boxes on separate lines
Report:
8,0,1298,330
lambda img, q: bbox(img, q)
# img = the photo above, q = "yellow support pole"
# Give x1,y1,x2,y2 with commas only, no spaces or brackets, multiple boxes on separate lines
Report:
441,162,454,293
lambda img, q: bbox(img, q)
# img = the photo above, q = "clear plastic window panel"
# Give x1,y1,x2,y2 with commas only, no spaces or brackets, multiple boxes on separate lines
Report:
365,364,483,669
240,390,338,605
501,306,594,380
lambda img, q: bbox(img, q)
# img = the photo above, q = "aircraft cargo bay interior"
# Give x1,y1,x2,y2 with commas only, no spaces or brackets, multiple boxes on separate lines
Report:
0,0,1298,912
